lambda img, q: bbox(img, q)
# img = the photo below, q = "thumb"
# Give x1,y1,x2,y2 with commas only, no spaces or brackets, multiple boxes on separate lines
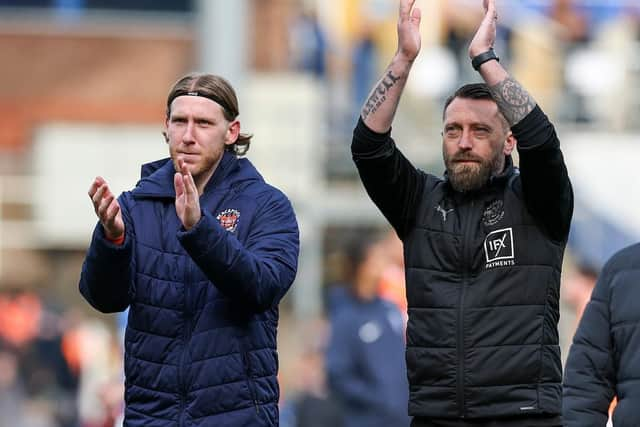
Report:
411,5,421,23
485,0,496,19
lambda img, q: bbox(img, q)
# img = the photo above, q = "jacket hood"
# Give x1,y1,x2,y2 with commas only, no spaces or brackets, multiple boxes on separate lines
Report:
131,151,263,198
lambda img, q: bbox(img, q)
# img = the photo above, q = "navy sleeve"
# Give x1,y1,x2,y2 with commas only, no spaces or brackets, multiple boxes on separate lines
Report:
78,194,134,313
351,117,425,239
563,262,615,426
177,189,299,313
512,106,573,242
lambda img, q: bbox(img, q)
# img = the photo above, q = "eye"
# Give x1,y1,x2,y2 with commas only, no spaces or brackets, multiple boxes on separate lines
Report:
171,117,187,124
472,127,490,138
444,126,460,138
197,119,213,127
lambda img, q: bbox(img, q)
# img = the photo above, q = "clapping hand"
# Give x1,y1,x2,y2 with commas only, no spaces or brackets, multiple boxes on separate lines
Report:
396,0,421,62
88,177,125,240
174,158,201,230
469,0,498,59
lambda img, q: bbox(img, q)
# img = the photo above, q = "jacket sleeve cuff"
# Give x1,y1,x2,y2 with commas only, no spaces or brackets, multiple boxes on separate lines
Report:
511,105,555,150
93,225,132,256
354,117,391,142
177,210,224,253
352,117,396,158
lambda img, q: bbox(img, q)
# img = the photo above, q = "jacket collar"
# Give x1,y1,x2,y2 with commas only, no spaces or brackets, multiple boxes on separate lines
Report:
131,151,246,199
488,155,517,186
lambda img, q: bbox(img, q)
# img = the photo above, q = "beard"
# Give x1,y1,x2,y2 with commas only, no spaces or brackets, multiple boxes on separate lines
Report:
444,149,504,192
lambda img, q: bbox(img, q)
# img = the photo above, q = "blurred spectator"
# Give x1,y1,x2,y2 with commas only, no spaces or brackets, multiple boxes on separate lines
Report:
352,23,380,118
443,0,512,88
289,5,328,79
326,234,409,427
563,262,598,327
70,316,123,427
280,324,343,427
0,289,42,350
550,0,590,44
376,230,407,325
0,346,24,427
0,289,80,427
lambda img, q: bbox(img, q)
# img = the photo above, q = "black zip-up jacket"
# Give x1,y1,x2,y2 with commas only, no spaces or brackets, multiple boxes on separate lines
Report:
563,242,640,427
352,106,573,425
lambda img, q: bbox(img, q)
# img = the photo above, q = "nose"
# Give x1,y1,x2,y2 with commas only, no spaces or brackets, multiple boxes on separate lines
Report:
182,122,196,144
458,129,473,150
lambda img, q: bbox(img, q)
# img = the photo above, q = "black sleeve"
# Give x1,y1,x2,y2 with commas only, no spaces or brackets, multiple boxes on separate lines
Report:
512,106,573,242
351,117,425,238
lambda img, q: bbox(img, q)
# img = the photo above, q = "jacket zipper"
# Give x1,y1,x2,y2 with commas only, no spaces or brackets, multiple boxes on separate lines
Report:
243,351,261,415
178,261,193,426
457,198,475,418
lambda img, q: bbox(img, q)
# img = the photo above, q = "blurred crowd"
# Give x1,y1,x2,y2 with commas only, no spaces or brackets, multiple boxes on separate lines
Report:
0,290,124,427
289,0,640,132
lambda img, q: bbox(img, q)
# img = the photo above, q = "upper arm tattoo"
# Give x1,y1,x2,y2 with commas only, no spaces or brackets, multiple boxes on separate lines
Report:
488,77,536,126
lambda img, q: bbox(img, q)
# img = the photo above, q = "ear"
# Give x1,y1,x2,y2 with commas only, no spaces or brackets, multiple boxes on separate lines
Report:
226,120,240,145
164,116,170,143
503,131,516,156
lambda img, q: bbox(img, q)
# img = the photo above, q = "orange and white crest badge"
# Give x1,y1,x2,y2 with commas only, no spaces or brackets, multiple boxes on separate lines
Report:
216,209,240,233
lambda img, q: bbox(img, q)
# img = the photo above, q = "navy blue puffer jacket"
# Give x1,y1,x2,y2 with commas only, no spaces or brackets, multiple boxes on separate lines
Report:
563,243,640,427
80,152,299,426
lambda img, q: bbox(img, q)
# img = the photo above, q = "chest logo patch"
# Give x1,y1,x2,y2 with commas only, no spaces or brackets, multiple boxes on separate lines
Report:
482,199,505,226
358,321,382,344
484,227,515,268
436,204,454,222
216,208,240,233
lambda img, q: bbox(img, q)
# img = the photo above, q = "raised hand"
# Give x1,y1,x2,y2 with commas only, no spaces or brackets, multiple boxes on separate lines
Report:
468,0,498,58
174,158,201,230
397,0,421,62
88,177,125,239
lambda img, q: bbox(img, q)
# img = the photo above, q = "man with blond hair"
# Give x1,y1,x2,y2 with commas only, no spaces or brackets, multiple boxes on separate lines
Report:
80,73,299,426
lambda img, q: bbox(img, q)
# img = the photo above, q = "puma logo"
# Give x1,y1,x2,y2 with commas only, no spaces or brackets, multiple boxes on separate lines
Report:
436,204,454,222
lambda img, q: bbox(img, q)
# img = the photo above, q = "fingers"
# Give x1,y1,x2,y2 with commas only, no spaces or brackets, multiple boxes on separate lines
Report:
399,0,416,19
174,172,184,199
177,157,197,201
91,180,115,216
183,170,197,202
484,0,497,19
105,197,121,221
411,4,421,23
88,176,105,198
96,191,121,227
96,192,115,219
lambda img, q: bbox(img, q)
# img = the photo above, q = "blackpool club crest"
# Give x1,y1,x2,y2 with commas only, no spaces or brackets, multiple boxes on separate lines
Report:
216,209,240,233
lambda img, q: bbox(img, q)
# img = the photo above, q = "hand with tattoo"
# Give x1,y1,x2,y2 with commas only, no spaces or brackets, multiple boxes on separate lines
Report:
359,0,422,131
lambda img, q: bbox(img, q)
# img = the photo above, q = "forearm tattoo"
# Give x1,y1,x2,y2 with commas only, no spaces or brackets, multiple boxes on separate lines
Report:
488,77,536,126
361,70,402,119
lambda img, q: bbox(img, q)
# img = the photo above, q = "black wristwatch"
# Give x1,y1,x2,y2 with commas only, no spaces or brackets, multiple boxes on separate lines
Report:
471,48,500,71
